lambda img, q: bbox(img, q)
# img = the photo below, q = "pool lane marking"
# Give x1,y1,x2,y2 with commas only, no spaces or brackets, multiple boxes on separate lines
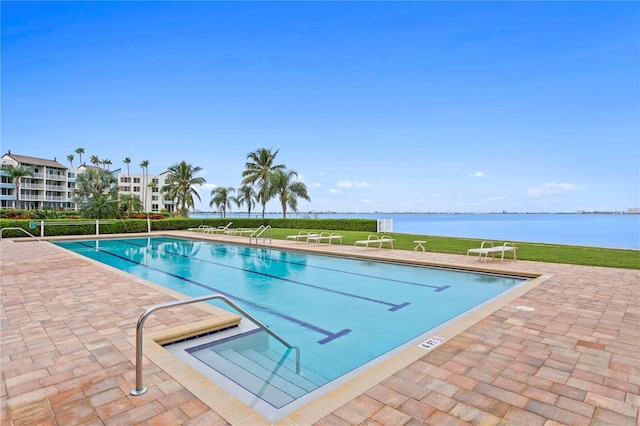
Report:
200,238,450,292
75,241,350,344
124,239,411,312
152,236,449,293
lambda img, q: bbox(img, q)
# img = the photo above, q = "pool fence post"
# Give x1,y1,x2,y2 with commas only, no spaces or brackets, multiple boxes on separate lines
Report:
40,220,44,238
96,219,99,236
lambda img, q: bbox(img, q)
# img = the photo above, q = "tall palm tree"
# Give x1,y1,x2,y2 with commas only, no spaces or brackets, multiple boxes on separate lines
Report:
67,154,74,168
268,169,310,219
1,165,34,209
90,155,100,166
209,186,235,218
139,160,149,212
123,157,132,196
241,147,285,218
161,161,206,217
75,147,85,166
101,159,112,170
233,184,257,218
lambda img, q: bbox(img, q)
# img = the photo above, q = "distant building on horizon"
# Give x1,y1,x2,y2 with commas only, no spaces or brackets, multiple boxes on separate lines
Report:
1,151,174,213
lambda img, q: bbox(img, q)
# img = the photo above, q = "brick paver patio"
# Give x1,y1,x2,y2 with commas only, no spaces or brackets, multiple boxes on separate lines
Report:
1,233,638,425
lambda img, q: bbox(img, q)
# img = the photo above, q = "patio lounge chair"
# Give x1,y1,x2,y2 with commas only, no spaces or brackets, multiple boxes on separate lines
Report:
467,241,517,262
188,224,213,232
224,227,255,236
307,232,344,245
286,231,318,242
204,222,233,234
354,235,395,249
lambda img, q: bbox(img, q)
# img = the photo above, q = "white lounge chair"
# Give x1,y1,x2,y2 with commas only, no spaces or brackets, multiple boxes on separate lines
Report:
354,235,395,250
224,227,255,236
204,222,233,234
286,231,318,242
467,241,517,262
188,224,213,232
307,232,344,245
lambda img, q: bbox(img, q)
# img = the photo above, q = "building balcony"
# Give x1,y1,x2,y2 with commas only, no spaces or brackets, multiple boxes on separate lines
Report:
21,195,45,201
45,174,66,181
45,196,66,202
22,183,45,190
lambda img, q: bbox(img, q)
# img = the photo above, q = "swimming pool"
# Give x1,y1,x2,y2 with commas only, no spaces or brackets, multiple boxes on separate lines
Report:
55,236,527,417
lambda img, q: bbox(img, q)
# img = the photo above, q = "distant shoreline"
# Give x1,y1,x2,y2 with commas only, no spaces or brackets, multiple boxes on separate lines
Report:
195,211,639,215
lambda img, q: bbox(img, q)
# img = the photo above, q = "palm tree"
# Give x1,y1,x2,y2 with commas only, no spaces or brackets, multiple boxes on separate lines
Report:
209,186,235,218
73,168,118,203
268,169,310,219
1,165,34,209
101,159,112,170
233,184,257,218
118,193,144,217
161,161,206,217
123,157,132,196
241,147,285,218
139,160,149,212
79,193,120,219
75,147,85,166
90,155,100,166
67,154,74,168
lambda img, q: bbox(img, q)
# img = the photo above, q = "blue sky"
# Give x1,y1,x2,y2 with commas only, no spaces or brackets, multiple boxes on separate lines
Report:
2,1,638,213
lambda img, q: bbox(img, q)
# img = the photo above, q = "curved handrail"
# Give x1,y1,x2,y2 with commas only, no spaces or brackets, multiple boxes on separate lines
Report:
131,293,300,396
250,225,271,244
0,227,41,241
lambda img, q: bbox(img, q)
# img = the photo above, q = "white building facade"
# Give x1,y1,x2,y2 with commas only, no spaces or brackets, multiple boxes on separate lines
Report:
1,152,174,213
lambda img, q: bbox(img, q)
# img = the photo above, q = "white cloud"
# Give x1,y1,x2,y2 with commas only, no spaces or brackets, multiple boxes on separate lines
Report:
329,188,341,194
337,180,370,188
308,182,321,188
470,172,486,178
527,183,585,197
361,199,374,204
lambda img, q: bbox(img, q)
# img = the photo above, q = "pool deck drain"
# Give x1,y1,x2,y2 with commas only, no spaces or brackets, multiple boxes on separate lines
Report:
1,231,639,425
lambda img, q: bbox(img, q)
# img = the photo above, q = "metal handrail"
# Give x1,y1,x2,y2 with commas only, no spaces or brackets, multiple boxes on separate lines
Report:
250,225,271,244
0,227,41,241
131,293,300,396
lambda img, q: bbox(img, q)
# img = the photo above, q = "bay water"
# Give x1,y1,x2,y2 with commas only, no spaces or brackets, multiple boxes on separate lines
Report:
193,212,640,250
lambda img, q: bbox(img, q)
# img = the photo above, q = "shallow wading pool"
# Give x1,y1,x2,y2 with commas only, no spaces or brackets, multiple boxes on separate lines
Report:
55,236,529,420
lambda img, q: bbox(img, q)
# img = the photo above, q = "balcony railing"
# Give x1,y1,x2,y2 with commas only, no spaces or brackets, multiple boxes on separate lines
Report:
46,185,66,191
21,183,45,190
45,173,66,181
20,194,45,201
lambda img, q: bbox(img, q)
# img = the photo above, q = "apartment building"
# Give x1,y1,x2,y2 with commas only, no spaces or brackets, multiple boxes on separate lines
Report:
1,152,73,210
1,151,174,212
117,171,175,213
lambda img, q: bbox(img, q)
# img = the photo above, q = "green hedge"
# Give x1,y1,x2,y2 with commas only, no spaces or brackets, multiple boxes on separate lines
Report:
0,218,377,238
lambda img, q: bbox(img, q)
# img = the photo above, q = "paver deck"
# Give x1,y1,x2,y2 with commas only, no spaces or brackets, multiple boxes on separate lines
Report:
1,232,638,425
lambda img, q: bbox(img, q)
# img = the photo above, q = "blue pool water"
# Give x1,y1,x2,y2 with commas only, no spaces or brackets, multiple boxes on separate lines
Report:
55,237,526,413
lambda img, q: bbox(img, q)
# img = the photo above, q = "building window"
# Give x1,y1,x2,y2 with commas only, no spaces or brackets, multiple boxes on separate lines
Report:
152,187,159,192
152,195,158,201
134,177,141,183
133,186,140,192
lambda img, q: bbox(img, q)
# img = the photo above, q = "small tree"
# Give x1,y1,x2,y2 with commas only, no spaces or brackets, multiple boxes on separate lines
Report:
233,185,256,218
268,169,310,219
1,164,35,209
162,161,206,217
210,187,235,218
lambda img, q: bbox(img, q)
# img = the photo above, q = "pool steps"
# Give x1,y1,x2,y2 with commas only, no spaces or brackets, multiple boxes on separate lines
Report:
189,330,329,408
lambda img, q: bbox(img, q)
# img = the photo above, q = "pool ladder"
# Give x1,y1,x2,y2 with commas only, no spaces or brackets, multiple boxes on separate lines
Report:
249,225,271,244
131,293,300,396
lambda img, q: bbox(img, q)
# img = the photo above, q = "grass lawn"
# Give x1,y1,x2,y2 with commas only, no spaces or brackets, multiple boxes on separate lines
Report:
267,228,640,270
